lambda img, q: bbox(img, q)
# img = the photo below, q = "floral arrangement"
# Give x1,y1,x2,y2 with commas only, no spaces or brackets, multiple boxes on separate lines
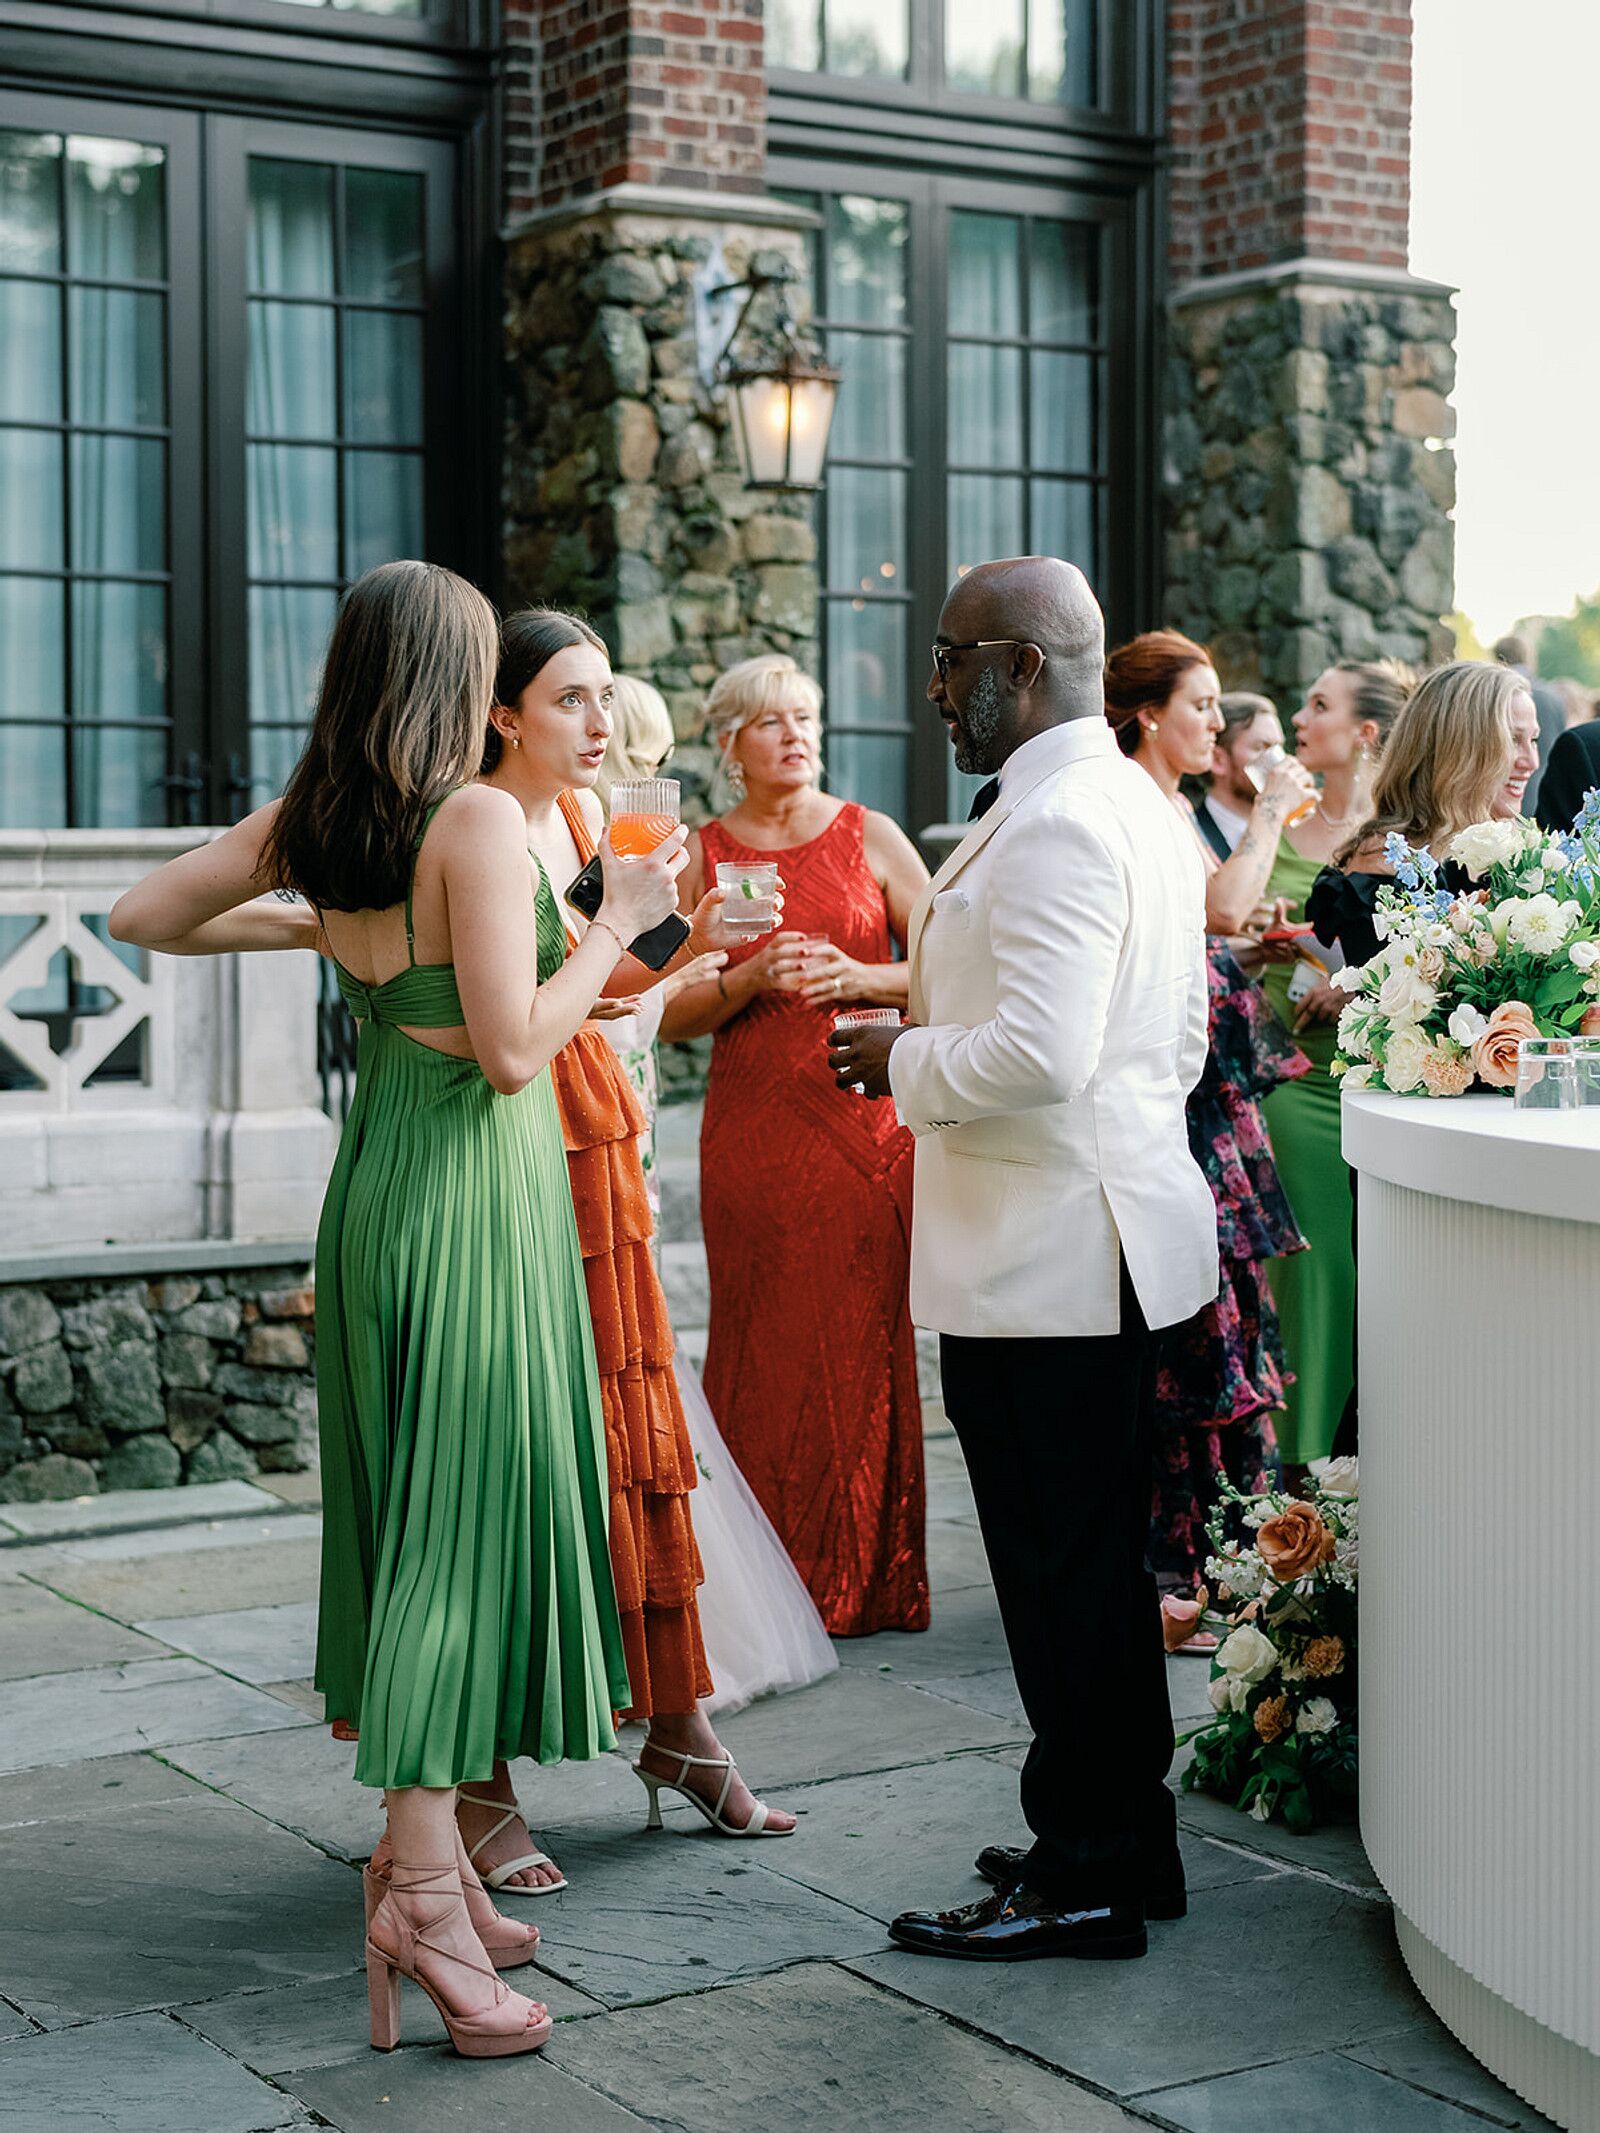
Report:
1331,792,1600,1096
1177,1462,1359,1832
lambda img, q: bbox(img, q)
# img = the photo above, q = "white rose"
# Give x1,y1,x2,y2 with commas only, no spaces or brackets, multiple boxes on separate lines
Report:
1447,1002,1488,1046
1505,894,1581,958
1332,964,1369,994
1336,1003,1374,1061
1296,1697,1339,1737
1382,1024,1432,1093
1317,1455,1360,1498
1377,965,1439,1022
1217,1622,1278,1685
1340,1064,1377,1090
1570,939,1600,973
1450,819,1524,879
1207,1674,1232,1714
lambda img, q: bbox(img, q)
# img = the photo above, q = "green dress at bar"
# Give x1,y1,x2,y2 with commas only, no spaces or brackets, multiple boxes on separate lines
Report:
313,813,631,1790
1260,839,1355,1465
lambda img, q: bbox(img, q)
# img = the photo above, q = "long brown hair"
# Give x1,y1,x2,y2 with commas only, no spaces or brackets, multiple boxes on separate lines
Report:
1103,630,1213,756
262,561,499,913
1339,660,1521,862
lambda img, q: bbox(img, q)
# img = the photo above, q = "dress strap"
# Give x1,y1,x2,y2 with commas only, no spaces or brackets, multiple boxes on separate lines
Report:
404,787,468,967
557,788,598,865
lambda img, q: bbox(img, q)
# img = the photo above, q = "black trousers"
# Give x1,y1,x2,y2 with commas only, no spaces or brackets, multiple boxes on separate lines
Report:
940,1264,1177,1909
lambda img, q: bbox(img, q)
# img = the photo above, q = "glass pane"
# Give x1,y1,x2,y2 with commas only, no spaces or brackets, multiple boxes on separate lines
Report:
827,332,905,460
828,728,907,819
248,444,338,579
0,578,64,720
1031,475,1096,571
0,725,64,828
67,138,165,281
250,583,337,725
249,160,335,297
73,723,166,828
945,0,1025,95
949,211,1020,336
248,722,309,808
81,912,146,980
70,434,165,572
0,429,63,568
248,301,336,438
948,343,1023,467
0,132,62,274
70,287,166,427
1030,351,1095,472
344,310,424,444
828,0,909,77
768,0,821,68
344,450,423,576
1030,221,1099,342
826,465,904,594
1031,0,1098,105
948,473,1023,581
826,197,908,328
826,598,906,722
344,169,424,304
0,279,61,420
72,582,167,722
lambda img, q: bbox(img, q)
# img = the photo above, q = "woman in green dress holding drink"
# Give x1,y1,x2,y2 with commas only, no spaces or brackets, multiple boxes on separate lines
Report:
1259,660,1412,1472
110,561,689,2060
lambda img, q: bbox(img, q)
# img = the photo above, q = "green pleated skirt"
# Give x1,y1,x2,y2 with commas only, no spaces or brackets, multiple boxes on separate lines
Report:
312,1020,631,1790
1262,1026,1354,1465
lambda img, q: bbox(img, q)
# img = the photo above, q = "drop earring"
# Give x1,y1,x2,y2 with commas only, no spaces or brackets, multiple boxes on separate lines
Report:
725,757,746,801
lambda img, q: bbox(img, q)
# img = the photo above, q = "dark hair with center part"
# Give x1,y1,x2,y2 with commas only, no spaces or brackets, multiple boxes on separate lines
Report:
485,608,609,773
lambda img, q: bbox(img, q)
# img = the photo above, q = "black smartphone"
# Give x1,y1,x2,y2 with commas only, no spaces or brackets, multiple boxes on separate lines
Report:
565,856,691,972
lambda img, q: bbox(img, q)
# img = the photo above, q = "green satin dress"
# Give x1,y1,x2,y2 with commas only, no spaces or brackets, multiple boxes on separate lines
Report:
312,812,631,1789
1260,839,1354,1465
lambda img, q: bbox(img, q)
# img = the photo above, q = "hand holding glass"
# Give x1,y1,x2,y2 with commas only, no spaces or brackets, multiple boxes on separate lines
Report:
831,1007,901,1092
716,860,781,937
609,778,680,855
1245,744,1318,827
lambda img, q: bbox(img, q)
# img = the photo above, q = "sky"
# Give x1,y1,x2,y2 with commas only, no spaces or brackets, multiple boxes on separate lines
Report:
1409,0,1599,638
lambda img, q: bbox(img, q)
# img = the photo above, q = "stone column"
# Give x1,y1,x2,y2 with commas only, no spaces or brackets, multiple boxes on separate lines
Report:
1162,1,1457,698
502,188,821,810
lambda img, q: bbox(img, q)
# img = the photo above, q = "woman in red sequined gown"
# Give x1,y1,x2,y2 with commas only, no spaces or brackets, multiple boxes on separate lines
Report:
664,656,931,1636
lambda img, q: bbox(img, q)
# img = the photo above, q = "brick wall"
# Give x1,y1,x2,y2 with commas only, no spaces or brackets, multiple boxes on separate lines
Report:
1168,0,1412,280
505,0,765,225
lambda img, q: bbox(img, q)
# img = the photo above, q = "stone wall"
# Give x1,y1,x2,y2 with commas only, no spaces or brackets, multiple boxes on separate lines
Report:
0,1271,316,1502
502,197,820,818
1164,270,1456,707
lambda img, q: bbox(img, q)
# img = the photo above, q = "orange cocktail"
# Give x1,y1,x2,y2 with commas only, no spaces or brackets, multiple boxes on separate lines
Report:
608,778,680,855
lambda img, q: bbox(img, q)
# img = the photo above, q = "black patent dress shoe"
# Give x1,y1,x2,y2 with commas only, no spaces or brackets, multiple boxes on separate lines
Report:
888,1884,1147,1962
973,1844,1187,1921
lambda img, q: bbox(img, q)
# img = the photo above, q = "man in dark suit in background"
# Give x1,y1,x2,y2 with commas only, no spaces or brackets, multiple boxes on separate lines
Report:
1535,718,1600,832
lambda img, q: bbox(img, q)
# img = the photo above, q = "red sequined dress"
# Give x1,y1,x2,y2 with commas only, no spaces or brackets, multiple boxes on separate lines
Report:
697,803,928,1637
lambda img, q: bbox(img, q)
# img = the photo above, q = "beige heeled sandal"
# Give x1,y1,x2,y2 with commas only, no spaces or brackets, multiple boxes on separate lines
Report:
365,1865,552,2059
632,1747,793,1838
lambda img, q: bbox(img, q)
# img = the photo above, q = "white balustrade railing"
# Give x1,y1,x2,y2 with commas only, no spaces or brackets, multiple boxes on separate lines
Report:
0,830,338,1257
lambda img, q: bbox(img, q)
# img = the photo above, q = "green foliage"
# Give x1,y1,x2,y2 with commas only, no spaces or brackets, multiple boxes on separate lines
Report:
1535,598,1600,686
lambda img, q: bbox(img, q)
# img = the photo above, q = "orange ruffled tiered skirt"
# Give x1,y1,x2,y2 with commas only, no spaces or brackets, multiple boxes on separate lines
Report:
550,1023,712,1721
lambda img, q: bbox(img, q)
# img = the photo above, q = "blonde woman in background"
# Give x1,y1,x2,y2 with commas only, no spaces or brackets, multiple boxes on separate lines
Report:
663,654,932,1638
594,675,838,1716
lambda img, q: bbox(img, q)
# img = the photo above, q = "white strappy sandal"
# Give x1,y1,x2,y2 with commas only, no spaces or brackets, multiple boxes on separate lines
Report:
456,1790,569,1895
631,1748,793,1838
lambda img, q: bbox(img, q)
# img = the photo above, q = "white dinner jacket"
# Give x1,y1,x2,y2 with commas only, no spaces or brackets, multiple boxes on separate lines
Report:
888,719,1218,1341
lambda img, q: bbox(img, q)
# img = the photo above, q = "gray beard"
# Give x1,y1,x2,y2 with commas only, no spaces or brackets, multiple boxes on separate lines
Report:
953,664,1005,775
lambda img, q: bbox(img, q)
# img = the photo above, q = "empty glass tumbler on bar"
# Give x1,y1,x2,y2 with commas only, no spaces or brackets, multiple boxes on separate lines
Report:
608,778,680,856
715,860,780,936
1513,1035,1600,1111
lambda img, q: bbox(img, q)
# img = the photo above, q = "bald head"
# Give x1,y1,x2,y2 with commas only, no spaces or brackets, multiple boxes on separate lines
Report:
941,558,1105,721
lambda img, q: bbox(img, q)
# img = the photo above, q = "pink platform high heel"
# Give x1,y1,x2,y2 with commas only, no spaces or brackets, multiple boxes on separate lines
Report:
365,1864,552,2059
364,1834,540,1970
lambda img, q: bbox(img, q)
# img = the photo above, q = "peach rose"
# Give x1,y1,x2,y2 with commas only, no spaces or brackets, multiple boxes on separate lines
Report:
1470,1000,1539,1089
1256,1501,1337,1582
1253,1694,1291,1744
1161,1594,1203,1653
1303,1634,1347,1678
1579,1006,1600,1039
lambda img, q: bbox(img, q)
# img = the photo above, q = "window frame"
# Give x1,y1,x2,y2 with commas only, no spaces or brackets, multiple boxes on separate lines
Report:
35,0,489,57
0,85,206,830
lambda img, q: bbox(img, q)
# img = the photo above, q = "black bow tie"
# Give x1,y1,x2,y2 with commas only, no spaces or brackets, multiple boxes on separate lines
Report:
968,778,1001,822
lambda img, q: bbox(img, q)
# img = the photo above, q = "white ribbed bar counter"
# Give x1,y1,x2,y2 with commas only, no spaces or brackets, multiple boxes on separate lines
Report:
1344,1090,1600,2132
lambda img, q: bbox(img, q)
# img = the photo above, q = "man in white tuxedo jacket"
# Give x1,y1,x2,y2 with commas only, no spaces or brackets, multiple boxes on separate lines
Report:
831,558,1217,1963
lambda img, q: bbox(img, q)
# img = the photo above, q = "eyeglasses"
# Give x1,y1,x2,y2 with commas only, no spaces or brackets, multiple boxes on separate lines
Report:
931,639,1048,684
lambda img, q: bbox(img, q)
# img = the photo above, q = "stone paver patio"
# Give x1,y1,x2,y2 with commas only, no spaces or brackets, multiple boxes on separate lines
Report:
0,1110,1558,2132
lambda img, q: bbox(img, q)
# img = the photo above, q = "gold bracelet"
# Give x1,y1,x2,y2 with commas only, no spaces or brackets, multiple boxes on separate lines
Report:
592,917,629,958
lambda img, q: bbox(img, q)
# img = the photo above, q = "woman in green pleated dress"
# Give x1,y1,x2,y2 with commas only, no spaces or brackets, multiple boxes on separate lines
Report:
1258,660,1411,1473
109,561,690,2060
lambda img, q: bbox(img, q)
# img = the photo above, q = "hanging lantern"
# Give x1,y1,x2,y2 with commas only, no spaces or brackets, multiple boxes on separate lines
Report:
712,267,841,494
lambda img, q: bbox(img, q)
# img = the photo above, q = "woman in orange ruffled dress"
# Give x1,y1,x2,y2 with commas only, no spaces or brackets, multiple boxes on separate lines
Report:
454,610,796,1893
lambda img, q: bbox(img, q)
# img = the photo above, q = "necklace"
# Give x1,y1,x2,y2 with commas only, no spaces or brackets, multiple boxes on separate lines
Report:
1315,801,1357,827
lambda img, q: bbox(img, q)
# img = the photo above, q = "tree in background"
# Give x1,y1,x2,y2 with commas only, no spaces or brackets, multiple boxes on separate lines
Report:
1531,593,1600,686
1445,611,1489,661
